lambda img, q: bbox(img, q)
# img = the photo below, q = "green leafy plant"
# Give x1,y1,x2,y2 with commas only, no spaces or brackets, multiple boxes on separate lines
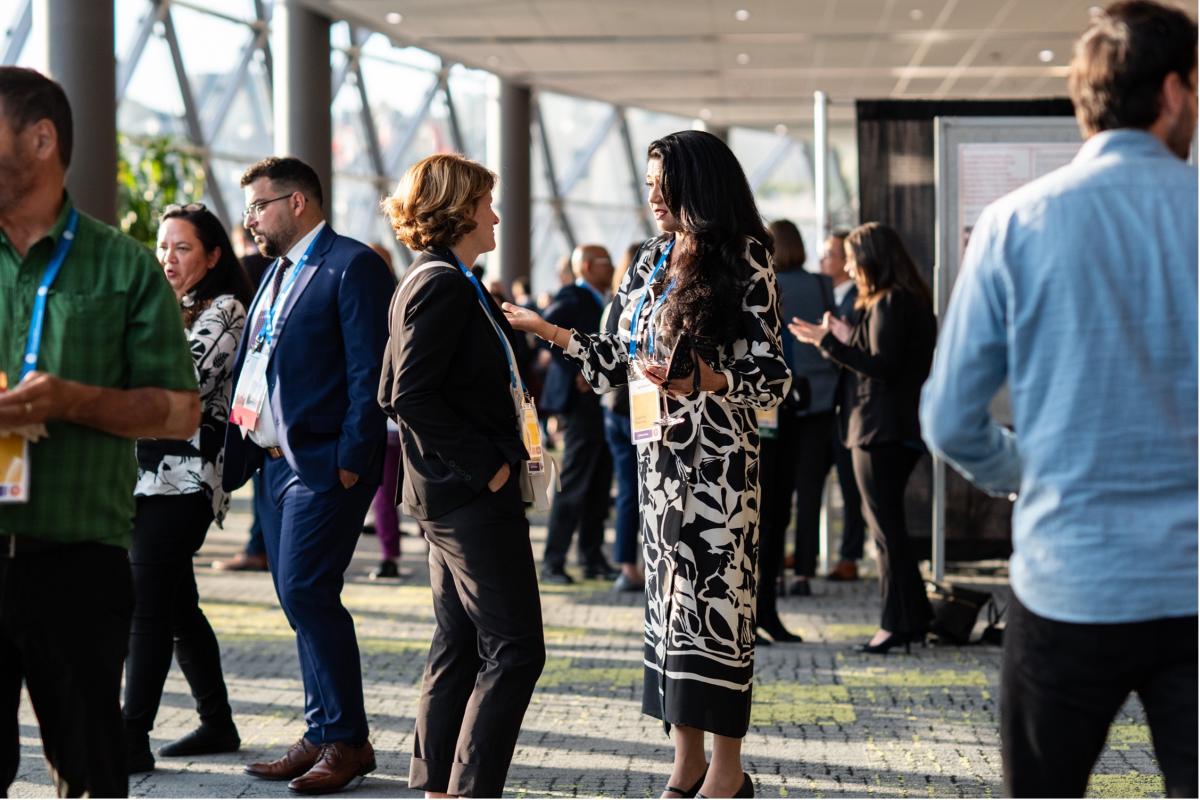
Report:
116,134,206,248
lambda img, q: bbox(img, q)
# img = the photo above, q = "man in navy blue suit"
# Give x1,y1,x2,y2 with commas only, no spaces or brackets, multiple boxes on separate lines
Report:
539,244,616,585
222,157,393,795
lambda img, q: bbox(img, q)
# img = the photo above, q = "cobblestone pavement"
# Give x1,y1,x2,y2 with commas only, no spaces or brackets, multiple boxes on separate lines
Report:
12,494,1163,798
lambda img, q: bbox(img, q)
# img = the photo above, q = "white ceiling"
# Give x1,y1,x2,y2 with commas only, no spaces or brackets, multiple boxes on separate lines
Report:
310,0,1194,131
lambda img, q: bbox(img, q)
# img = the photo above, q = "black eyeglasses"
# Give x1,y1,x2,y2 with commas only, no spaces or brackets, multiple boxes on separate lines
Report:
243,193,294,221
161,202,208,218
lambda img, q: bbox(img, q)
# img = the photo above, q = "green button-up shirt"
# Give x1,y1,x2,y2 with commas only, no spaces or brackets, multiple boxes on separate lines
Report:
0,195,197,548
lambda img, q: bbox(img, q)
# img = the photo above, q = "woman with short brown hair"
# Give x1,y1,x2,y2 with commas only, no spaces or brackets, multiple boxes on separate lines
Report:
378,153,546,798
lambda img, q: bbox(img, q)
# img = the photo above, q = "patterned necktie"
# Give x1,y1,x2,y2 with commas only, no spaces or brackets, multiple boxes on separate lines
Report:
251,256,291,343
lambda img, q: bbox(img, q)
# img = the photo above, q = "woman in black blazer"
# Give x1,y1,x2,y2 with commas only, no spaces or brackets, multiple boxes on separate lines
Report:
378,154,545,797
791,222,936,654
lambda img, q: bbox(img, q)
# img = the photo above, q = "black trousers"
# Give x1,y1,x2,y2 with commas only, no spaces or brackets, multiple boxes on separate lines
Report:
543,396,612,571
851,443,931,635
410,468,546,797
1001,596,1198,798
786,412,865,574
757,413,800,624
1,541,133,798
124,493,233,737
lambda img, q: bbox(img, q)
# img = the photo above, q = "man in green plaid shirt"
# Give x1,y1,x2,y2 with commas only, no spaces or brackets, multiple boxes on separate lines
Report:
0,68,199,797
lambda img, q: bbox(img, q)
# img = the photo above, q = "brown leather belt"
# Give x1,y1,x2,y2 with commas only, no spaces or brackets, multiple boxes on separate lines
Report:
266,447,284,459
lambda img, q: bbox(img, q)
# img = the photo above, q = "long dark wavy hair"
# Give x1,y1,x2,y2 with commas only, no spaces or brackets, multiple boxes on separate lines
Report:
845,222,932,311
648,130,771,346
159,204,255,327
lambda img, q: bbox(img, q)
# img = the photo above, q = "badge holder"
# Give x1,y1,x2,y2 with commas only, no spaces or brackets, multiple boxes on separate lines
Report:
757,405,780,439
517,391,556,510
229,347,270,434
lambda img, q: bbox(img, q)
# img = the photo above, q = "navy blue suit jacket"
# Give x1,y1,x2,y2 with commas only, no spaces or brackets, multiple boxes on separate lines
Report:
222,224,394,494
540,283,605,415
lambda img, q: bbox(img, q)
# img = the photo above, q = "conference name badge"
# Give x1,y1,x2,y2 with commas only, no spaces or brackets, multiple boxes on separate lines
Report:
757,405,779,438
0,435,29,504
628,376,662,445
229,350,269,434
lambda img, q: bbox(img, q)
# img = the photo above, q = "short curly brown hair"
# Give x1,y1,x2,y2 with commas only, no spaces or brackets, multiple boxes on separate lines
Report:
382,154,496,251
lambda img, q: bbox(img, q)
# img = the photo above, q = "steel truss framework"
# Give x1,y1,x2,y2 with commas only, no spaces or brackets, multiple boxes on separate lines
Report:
2,0,853,283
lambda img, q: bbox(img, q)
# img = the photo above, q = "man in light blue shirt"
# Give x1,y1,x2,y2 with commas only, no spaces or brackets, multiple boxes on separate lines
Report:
920,1,1197,796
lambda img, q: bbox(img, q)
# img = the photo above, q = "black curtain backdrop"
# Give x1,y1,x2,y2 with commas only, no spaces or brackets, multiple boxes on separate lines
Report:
856,98,1074,561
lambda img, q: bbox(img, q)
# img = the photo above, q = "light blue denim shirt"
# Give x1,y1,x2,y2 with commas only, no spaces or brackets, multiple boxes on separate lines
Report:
921,129,1198,624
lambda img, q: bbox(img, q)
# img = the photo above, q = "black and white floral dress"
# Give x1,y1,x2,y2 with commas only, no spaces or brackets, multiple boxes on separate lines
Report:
563,234,789,738
135,294,245,525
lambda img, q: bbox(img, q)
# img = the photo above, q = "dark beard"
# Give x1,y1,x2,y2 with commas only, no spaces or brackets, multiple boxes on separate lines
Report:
0,145,36,215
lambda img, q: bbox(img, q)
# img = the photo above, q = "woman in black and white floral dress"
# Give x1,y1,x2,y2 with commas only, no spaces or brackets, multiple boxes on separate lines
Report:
124,204,253,773
505,130,789,799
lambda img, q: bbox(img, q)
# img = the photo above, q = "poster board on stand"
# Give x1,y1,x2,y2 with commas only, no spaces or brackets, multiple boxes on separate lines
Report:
930,116,1081,581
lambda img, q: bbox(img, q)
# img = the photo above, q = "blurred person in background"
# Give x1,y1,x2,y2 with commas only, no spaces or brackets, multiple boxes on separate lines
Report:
791,222,935,655
815,229,865,583
753,219,818,644
213,224,273,573
366,242,404,581
539,244,618,585
124,203,253,772
604,242,646,592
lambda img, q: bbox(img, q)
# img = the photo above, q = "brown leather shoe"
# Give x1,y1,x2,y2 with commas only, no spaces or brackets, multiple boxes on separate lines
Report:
244,737,322,781
287,741,376,795
825,560,859,582
213,552,269,572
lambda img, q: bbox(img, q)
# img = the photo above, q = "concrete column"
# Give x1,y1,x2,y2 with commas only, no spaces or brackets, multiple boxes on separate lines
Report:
486,76,531,287
814,90,830,246
272,0,332,221
37,0,116,224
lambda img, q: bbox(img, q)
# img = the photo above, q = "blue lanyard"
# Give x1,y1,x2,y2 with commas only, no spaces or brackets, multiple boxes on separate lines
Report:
20,209,79,381
256,234,320,349
627,238,675,359
455,259,526,393
575,278,605,309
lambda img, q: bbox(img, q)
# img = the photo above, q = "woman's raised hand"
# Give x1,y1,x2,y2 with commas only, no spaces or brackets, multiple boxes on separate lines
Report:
502,302,546,335
789,312,851,346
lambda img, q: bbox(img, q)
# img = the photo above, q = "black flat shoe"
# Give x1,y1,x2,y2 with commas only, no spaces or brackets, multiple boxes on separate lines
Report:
159,721,241,758
369,559,400,580
540,568,575,585
583,562,620,580
126,733,155,774
786,578,812,597
757,621,803,643
697,772,753,798
856,631,924,655
664,766,707,798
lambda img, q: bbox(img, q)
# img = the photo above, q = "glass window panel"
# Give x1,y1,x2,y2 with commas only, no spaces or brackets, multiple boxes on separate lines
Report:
170,4,256,110
564,123,636,208
189,0,256,21
624,107,694,163
447,64,488,161
332,176,394,254
208,59,273,159
331,20,351,50
358,53,440,176
362,34,442,72
563,204,644,281
331,70,373,175
1,0,30,66
530,202,570,297
115,0,151,63
119,33,188,139
537,91,610,191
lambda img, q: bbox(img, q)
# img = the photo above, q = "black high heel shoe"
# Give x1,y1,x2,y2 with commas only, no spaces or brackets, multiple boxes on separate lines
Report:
697,772,754,798
856,631,923,654
663,765,707,798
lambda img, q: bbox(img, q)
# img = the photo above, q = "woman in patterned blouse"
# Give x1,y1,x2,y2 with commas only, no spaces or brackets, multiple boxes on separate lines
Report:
506,130,790,799
124,204,253,773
